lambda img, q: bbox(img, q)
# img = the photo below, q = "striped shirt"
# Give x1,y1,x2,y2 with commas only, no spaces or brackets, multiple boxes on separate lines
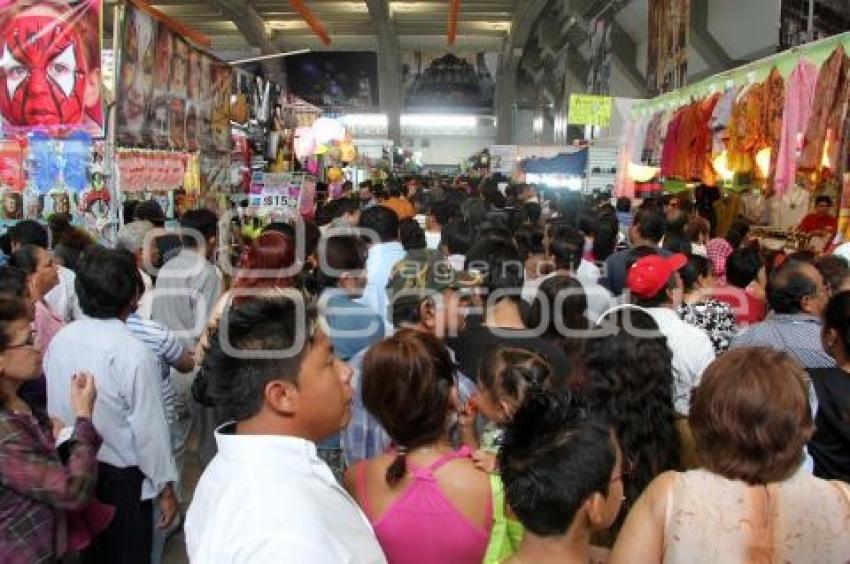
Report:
126,314,187,424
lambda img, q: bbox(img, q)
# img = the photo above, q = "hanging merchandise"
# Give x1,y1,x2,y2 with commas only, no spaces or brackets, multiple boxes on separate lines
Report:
0,0,105,137
798,46,850,182
0,138,26,193
774,60,819,196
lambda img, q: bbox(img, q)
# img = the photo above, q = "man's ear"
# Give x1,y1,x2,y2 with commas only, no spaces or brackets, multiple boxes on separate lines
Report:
583,492,607,528
264,379,299,416
419,298,436,330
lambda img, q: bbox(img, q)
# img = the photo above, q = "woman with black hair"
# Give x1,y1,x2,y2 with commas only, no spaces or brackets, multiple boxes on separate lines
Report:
345,329,493,564
580,307,682,539
676,254,737,354
810,291,850,482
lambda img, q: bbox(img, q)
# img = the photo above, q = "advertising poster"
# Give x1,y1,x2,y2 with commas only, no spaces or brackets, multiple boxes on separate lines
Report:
401,52,497,112
0,139,25,192
284,52,379,111
116,2,231,154
0,0,104,137
586,12,614,95
779,0,850,50
647,0,689,95
489,145,518,176
116,6,154,146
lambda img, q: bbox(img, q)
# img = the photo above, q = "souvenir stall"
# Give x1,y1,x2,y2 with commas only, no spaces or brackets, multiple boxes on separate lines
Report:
291,116,358,199
113,0,235,223
0,0,118,240
617,31,850,252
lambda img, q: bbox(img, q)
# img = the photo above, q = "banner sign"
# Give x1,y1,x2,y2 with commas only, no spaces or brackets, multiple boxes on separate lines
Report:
489,145,518,176
116,2,231,153
0,0,105,138
647,0,690,95
568,94,613,127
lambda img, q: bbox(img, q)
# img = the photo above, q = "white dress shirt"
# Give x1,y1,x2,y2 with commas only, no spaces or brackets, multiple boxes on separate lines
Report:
44,266,82,323
186,425,386,564
646,307,717,416
45,318,177,500
136,269,154,319
425,230,441,250
357,241,405,334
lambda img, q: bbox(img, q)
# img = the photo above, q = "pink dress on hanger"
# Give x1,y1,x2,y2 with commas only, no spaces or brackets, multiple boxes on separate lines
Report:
774,60,818,196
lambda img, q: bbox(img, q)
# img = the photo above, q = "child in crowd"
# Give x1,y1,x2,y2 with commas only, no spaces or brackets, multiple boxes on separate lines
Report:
499,391,625,564
471,347,566,562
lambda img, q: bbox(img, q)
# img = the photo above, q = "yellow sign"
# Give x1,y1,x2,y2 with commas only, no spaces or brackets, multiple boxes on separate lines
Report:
568,94,613,126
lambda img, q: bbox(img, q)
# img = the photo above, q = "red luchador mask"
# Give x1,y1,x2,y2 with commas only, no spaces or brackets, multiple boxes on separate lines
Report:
0,15,87,127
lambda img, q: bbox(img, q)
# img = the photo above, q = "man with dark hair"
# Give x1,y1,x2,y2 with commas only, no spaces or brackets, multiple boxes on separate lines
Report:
815,254,850,296
626,253,716,415
357,206,405,330
425,200,451,250
342,250,479,463
8,219,80,322
716,247,767,325
544,224,613,322
185,297,384,562
603,208,669,295
133,199,167,228
731,260,832,369
499,392,623,562
798,195,838,238
358,180,376,210
45,246,178,563
152,209,223,468
329,197,361,229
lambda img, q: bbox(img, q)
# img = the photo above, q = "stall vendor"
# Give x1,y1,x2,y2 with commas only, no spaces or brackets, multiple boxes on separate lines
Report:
798,195,838,238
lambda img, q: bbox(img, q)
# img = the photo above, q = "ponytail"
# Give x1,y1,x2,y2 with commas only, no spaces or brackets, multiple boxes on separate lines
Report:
386,446,408,486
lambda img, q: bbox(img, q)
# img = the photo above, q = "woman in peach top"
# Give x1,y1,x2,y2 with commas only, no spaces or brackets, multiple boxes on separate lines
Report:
609,347,850,564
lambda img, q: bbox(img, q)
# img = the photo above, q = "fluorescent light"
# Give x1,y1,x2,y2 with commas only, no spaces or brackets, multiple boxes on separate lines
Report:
401,114,477,128
340,113,480,131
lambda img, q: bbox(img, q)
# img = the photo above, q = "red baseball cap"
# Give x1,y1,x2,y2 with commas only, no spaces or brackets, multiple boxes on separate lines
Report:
626,253,688,298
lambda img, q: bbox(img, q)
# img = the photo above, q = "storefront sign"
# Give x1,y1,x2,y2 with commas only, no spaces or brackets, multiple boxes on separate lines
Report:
568,94,613,126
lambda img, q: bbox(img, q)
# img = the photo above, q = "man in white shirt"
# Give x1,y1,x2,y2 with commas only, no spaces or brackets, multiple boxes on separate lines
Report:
186,295,385,564
117,220,158,319
152,209,223,468
45,246,177,563
357,206,406,334
626,253,716,415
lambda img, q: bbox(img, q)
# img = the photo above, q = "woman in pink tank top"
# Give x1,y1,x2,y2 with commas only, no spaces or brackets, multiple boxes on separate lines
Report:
343,330,493,564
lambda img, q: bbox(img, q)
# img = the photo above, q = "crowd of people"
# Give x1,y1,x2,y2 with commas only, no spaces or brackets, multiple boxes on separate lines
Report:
1,174,850,563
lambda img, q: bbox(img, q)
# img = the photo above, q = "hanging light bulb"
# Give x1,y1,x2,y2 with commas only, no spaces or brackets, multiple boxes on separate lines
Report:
755,147,772,179
712,151,734,182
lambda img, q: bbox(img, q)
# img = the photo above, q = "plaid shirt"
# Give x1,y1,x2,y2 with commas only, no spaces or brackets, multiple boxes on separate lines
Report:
0,412,101,564
342,347,476,465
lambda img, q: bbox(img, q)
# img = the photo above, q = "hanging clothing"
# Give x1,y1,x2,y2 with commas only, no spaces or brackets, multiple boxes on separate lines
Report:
762,68,785,184
691,94,721,184
727,83,763,174
661,107,688,179
799,47,850,178
775,60,819,196
710,86,740,156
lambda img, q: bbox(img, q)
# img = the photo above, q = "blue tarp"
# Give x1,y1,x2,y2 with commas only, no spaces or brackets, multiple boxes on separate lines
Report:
520,149,588,175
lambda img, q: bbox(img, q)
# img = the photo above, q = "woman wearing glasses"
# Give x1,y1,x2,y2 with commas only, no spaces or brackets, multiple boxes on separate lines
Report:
0,296,102,563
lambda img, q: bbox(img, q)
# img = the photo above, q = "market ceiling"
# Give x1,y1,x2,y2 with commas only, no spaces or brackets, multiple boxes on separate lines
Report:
104,0,517,54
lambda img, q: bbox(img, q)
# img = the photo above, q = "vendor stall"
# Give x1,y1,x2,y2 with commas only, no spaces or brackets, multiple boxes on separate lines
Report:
617,31,850,250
